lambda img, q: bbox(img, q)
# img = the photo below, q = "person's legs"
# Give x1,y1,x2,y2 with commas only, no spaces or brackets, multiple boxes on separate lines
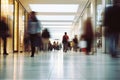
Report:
63,43,68,52
65,43,68,52
109,33,119,57
30,34,35,57
44,43,48,51
31,45,35,57
2,37,8,55
74,43,78,52
86,39,92,55
63,43,65,52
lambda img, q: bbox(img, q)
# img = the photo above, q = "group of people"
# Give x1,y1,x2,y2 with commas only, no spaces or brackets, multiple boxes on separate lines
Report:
52,41,62,50
61,0,120,58
62,17,94,55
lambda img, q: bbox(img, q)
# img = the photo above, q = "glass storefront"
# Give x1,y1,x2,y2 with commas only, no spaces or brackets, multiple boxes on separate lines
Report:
95,0,113,53
18,2,26,52
96,0,104,52
14,0,19,52
0,0,28,54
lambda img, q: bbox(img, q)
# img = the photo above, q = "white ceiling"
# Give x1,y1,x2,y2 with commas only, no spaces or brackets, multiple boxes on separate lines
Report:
19,0,88,41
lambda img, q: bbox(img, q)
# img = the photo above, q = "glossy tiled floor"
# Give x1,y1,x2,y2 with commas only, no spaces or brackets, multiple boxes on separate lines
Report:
0,50,120,80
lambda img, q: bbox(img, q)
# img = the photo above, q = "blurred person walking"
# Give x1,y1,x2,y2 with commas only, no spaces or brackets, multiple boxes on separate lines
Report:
62,32,69,52
103,0,120,58
27,11,41,57
0,16,10,55
41,28,50,51
72,35,78,52
82,17,94,55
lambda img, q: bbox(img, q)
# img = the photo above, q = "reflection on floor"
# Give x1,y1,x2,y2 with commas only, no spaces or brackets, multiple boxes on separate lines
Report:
0,50,120,80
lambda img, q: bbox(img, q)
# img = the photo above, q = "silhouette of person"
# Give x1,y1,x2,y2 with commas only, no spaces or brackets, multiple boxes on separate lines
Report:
73,35,78,52
82,17,94,55
41,28,50,51
62,32,69,52
27,11,41,57
0,16,10,55
103,0,120,58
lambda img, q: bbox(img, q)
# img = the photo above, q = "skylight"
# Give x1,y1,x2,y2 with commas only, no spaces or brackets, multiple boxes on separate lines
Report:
41,22,72,25
42,25,72,28
29,4,79,12
41,22,72,26
36,15,74,21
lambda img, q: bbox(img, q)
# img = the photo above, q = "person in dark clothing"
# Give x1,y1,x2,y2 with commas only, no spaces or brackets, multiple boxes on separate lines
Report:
0,16,10,55
103,0,120,58
73,35,78,52
83,17,94,55
41,28,50,51
82,17,94,55
62,32,69,52
48,41,53,51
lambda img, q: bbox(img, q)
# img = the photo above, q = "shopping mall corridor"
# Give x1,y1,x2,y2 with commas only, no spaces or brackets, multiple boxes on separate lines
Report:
0,50,120,80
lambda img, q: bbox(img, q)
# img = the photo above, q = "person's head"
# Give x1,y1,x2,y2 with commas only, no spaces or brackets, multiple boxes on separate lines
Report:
75,35,77,38
44,28,48,32
83,17,93,30
65,32,67,35
29,11,37,21
86,17,92,25
30,11,36,17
